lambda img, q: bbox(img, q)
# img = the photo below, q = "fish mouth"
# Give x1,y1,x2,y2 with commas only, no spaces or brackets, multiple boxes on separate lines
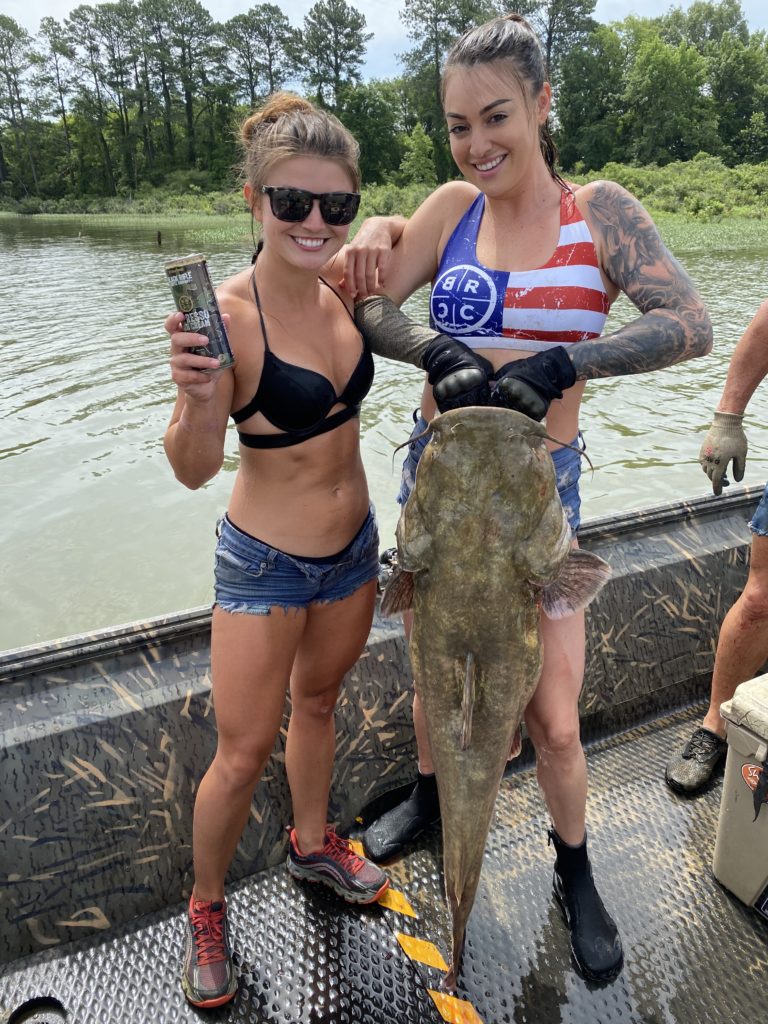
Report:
434,405,543,430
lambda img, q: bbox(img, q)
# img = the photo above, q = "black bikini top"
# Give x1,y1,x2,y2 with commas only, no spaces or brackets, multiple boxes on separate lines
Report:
231,265,374,449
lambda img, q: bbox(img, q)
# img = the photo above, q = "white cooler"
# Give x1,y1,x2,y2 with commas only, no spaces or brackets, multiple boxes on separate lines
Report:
713,674,768,920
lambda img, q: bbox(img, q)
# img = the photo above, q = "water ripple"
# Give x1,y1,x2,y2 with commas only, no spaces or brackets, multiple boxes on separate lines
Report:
1,220,767,648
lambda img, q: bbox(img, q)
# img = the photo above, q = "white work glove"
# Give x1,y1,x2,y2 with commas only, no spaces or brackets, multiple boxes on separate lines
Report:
699,411,748,496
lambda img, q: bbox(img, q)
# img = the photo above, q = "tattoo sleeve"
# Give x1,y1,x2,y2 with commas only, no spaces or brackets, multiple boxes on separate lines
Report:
354,295,431,368
569,183,713,381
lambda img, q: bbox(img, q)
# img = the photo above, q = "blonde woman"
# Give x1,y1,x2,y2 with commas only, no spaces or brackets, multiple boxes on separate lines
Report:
164,93,391,1008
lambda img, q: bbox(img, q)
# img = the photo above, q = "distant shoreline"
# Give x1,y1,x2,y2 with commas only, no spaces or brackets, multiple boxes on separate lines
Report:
1,208,766,257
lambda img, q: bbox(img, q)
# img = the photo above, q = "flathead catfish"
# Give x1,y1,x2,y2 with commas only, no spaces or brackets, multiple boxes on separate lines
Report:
381,406,610,989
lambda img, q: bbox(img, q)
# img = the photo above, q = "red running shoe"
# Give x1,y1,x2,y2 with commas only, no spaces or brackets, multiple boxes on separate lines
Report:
287,827,390,904
181,894,238,1008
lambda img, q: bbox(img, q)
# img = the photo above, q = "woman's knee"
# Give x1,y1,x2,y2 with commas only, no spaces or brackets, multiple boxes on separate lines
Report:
527,716,582,759
211,740,274,791
739,574,768,625
290,683,341,723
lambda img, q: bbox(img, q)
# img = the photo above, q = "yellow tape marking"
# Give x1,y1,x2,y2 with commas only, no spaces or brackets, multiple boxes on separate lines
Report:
395,932,448,971
378,887,416,916
428,989,485,1024
348,839,365,856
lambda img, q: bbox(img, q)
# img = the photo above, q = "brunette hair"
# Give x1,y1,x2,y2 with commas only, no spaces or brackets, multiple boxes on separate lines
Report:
240,91,360,191
442,14,564,187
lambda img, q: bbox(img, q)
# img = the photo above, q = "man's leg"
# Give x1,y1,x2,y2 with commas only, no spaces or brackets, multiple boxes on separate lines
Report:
666,532,768,794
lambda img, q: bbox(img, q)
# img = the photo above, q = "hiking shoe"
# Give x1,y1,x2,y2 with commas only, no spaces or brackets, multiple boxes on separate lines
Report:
287,827,390,904
665,727,728,795
181,895,237,1008
362,773,441,862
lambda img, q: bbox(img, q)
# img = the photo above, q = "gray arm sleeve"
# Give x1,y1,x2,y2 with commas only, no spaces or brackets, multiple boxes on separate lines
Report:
354,295,432,369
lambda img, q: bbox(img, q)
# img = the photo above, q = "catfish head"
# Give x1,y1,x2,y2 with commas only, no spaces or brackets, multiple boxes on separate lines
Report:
384,406,610,620
398,406,570,578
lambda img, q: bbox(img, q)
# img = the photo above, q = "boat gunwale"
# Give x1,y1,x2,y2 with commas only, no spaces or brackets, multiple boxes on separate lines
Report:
1,483,763,684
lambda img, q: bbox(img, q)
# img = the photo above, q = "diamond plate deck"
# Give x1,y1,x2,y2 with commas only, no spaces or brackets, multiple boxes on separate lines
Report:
2,702,766,1024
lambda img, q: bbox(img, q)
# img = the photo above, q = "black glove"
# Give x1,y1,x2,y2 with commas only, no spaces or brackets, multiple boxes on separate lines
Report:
422,336,494,412
491,346,576,421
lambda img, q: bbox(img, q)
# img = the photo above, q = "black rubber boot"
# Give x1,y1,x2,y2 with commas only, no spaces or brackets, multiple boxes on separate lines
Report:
549,828,624,982
362,772,441,862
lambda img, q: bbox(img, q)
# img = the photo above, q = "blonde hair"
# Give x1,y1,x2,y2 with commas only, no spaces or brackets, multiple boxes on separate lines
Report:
240,92,360,191
442,14,563,186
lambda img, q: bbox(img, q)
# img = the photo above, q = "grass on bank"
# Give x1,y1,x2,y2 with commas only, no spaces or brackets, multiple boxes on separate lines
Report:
1,154,766,254
1,207,765,256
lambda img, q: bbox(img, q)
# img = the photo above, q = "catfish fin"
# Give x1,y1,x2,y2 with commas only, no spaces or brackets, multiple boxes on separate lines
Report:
380,566,416,617
541,549,611,620
397,493,432,570
460,652,476,750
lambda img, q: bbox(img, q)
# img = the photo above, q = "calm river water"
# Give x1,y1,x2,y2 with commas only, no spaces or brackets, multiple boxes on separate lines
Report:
1,217,767,651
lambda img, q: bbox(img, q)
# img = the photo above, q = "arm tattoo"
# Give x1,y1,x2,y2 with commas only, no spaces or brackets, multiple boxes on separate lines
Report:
570,183,713,381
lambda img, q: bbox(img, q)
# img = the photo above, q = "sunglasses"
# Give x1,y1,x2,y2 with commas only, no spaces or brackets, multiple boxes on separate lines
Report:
260,186,360,226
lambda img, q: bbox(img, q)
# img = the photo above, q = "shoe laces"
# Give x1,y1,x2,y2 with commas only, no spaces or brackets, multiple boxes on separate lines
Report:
685,728,722,760
190,900,228,966
322,830,364,875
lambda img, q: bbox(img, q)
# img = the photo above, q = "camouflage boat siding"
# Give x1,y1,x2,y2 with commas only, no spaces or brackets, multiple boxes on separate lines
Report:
0,484,761,964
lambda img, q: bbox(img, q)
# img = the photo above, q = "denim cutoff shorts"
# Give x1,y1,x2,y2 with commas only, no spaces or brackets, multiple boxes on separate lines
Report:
214,506,380,615
397,412,584,534
748,482,768,537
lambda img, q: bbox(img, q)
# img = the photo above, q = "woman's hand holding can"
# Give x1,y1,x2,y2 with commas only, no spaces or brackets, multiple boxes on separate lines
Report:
166,311,228,401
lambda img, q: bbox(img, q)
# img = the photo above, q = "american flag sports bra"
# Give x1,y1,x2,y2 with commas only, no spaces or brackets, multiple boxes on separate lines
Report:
429,188,611,353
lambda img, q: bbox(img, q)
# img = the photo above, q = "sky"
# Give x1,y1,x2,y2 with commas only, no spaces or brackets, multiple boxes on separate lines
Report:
5,0,768,81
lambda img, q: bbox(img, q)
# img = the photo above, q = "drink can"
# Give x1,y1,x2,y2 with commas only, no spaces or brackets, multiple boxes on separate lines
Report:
164,253,235,370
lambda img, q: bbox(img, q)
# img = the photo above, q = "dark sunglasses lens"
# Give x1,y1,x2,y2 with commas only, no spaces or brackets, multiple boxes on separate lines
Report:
270,188,313,222
319,192,360,225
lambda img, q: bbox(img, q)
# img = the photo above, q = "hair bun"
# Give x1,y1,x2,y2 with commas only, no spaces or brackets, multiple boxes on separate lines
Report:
240,92,315,145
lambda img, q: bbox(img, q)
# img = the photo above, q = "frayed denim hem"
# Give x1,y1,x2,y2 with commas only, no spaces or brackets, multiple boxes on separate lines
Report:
748,483,768,536
213,591,362,616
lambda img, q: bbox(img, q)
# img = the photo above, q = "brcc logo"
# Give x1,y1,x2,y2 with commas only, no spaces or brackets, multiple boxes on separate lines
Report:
742,762,768,799
430,265,498,335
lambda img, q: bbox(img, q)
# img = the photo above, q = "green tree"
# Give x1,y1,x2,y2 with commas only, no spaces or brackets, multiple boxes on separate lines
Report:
36,18,77,188
96,0,143,191
65,5,117,194
660,0,749,51
708,31,768,162
527,0,597,94
138,0,177,165
738,110,768,162
337,79,402,183
556,24,624,171
222,3,296,109
300,0,371,110
221,11,264,108
396,120,437,185
129,5,162,179
249,4,297,97
165,0,217,166
622,36,719,164
0,15,38,194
